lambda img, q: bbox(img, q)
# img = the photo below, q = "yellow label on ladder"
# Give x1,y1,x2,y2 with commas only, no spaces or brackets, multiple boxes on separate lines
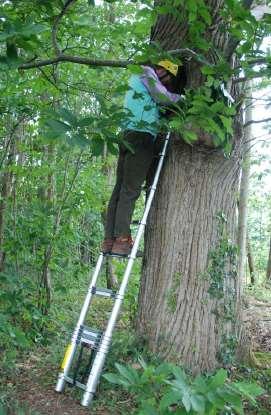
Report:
61,344,73,369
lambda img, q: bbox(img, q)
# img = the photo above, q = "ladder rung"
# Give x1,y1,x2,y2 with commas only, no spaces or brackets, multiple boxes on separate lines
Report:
105,253,128,259
91,286,116,298
65,375,86,390
81,326,102,348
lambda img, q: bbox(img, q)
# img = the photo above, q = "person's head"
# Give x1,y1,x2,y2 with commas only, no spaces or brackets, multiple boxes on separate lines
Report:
155,60,179,88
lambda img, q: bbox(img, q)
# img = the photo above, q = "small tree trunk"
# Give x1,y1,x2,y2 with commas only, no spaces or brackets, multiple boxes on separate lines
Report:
38,246,53,315
266,235,271,282
247,236,255,285
105,258,118,290
237,87,252,288
101,142,119,289
38,145,55,314
0,134,16,271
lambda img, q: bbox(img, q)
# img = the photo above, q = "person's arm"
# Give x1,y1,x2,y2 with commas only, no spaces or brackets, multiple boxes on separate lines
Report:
140,66,182,104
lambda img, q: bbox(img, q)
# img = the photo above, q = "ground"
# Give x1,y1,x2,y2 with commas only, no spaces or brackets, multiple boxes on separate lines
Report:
245,293,271,355
1,288,271,415
4,359,110,415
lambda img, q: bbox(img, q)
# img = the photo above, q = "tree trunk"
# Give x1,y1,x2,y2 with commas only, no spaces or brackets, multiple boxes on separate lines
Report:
247,236,255,285
137,2,244,372
266,235,271,282
237,87,252,288
0,133,16,271
38,145,55,315
101,142,119,289
137,140,240,371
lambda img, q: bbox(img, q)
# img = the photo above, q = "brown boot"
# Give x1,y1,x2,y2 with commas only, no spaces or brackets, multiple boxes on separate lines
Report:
111,236,133,257
101,238,114,254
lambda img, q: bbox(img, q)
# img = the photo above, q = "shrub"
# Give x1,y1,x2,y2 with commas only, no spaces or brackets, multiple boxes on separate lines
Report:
104,358,264,414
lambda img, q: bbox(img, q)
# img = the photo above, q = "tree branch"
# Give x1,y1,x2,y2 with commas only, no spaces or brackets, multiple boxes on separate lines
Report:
19,54,132,70
18,47,213,71
52,0,77,55
234,56,271,71
233,71,268,83
38,67,61,91
244,117,271,128
246,56,271,66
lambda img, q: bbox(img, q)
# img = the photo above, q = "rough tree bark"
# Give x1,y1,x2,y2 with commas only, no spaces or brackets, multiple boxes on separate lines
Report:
137,1,245,372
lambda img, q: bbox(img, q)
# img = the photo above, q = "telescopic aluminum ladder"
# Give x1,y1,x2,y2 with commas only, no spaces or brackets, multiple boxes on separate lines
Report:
55,132,170,407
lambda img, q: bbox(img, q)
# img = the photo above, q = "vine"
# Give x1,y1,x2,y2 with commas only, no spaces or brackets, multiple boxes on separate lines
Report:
205,212,238,363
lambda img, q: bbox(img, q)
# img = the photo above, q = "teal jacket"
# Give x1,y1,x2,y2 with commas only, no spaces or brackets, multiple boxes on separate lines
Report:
122,66,181,138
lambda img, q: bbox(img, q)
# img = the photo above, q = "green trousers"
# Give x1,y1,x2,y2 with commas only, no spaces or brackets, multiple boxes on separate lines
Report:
105,130,155,238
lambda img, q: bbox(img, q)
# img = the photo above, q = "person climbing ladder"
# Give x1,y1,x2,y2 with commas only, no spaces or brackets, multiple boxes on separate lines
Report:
102,60,182,257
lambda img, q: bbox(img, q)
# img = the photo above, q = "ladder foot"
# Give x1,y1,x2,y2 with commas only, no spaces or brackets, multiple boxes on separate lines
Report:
81,391,95,407
55,373,66,392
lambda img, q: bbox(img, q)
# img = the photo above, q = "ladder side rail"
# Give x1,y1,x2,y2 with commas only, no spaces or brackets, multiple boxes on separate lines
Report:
81,132,170,406
55,253,104,392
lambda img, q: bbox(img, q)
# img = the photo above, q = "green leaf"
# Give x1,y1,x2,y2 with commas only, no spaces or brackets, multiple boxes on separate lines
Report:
127,64,144,75
206,391,226,408
8,327,29,347
103,373,130,386
69,134,90,148
107,141,118,155
122,139,135,154
209,369,227,388
138,402,158,415
45,119,71,135
223,140,232,156
92,137,104,156
169,117,183,131
0,22,48,41
115,363,139,385
182,130,198,143
198,6,212,25
155,362,175,376
182,393,191,412
222,391,244,415
160,390,181,411
138,356,148,370
77,116,95,127
172,367,188,386
190,394,205,413
21,23,48,37
58,108,78,126
74,16,93,26
219,115,233,134
231,382,264,403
